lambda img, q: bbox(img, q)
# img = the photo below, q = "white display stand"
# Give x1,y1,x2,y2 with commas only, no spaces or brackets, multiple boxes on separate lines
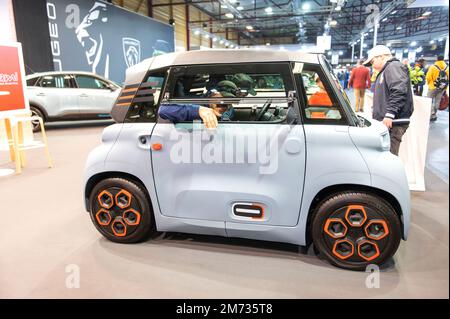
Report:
363,92,432,191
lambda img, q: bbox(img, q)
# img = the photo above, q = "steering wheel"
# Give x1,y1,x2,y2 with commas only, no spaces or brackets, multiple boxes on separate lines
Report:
256,99,272,121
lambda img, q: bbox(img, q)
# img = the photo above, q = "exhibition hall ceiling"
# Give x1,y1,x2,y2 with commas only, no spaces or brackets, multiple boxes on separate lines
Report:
118,0,449,50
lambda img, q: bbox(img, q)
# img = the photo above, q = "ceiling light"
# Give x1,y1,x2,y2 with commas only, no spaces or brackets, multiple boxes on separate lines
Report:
225,13,234,18
330,20,338,26
429,40,435,44
382,17,387,22
229,0,237,3
369,29,373,32
396,26,402,30
416,47,423,53
327,51,332,56
410,41,417,46
386,43,392,47
219,40,224,44
438,38,444,42
194,30,200,35
422,11,431,16
363,43,367,48
265,7,273,14
302,3,311,10
204,34,210,39
338,51,343,55
246,25,253,30
403,49,408,53
391,10,397,14
212,37,217,42
221,5,228,9
266,42,270,46
335,6,341,11
237,6,244,10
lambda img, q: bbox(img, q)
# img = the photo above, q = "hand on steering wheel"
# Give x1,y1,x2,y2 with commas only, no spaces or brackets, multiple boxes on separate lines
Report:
256,99,272,121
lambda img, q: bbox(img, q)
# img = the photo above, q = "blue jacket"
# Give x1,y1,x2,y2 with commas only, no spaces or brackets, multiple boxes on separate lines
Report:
158,104,201,122
158,104,235,122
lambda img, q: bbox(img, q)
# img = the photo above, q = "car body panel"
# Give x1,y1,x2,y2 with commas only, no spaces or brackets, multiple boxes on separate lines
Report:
150,122,306,226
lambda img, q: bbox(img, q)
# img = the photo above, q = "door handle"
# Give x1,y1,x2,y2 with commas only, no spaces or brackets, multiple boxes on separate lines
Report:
79,93,89,97
137,134,152,150
37,93,45,96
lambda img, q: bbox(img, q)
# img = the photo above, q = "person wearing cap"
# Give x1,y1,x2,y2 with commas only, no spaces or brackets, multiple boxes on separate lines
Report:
158,81,236,128
363,45,414,156
348,59,371,112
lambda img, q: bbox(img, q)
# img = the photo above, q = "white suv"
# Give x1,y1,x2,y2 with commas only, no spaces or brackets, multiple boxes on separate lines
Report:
26,71,121,131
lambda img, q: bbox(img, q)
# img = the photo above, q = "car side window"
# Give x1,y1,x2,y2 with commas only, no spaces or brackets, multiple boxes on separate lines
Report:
75,75,109,89
296,65,347,125
26,77,40,86
39,75,71,88
124,69,166,123
160,63,298,124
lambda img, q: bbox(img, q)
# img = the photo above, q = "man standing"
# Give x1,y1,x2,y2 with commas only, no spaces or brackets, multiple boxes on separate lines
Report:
348,59,371,112
426,55,449,121
412,58,426,96
363,45,413,156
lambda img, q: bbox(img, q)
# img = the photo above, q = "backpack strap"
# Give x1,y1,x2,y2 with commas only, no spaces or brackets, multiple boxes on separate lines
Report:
433,64,442,72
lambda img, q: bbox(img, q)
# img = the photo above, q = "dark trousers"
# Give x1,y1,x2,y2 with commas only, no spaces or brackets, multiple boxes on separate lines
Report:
389,124,409,155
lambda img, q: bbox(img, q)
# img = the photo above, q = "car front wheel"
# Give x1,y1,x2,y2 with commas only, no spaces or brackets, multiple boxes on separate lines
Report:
89,177,156,243
311,191,402,271
30,106,44,133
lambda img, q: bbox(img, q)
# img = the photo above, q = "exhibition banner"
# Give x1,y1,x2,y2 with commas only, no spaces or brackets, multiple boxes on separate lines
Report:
45,0,174,84
0,42,27,113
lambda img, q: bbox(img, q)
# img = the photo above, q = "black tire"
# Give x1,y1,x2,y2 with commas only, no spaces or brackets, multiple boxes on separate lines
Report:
89,178,156,243
30,106,44,133
311,191,402,271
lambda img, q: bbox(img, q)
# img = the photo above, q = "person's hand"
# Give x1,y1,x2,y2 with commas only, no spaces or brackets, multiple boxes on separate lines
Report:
199,106,221,129
382,117,393,129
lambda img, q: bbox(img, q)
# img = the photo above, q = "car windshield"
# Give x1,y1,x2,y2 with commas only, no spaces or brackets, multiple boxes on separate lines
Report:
322,56,361,126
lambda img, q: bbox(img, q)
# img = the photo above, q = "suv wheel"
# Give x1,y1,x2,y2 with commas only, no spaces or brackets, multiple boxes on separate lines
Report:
30,106,44,133
311,191,401,271
89,178,156,243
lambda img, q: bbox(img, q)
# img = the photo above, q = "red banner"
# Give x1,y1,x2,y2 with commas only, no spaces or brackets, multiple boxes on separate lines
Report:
0,44,27,112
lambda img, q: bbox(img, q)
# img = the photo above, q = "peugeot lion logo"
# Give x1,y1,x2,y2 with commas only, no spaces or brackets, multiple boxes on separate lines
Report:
122,38,141,68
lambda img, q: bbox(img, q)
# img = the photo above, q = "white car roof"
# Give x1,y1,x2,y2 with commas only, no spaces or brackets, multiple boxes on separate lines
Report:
26,71,111,80
125,49,322,85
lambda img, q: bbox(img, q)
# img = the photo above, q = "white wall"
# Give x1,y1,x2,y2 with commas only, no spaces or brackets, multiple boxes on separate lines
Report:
0,0,16,42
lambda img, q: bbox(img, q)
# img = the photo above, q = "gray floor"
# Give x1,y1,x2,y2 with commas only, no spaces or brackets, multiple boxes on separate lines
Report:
0,114,448,299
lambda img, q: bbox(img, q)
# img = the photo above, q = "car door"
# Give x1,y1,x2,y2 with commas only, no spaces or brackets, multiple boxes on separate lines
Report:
149,63,306,228
32,74,78,118
74,74,120,117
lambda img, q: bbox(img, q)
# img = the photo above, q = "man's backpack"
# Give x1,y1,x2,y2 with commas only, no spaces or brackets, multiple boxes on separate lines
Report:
433,64,449,90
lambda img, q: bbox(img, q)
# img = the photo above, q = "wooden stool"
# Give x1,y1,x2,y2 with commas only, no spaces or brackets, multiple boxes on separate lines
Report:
9,115,52,174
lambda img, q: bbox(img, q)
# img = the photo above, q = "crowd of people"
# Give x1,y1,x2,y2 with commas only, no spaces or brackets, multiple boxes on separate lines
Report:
343,51,449,122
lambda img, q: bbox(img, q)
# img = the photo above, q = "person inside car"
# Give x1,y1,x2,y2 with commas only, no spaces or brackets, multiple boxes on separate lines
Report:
308,75,332,106
158,80,237,128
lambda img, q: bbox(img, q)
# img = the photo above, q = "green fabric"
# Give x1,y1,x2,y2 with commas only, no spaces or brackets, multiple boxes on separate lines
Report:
410,65,425,85
230,73,257,95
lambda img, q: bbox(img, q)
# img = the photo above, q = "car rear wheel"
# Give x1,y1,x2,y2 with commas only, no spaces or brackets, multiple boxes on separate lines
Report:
311,191,401,271
30,106,44,133
89,178,156,243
